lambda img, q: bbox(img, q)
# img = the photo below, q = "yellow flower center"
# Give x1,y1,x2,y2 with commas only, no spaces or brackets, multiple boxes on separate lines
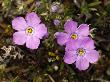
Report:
71,34,78,39
77,48,85,56
26,27,33,35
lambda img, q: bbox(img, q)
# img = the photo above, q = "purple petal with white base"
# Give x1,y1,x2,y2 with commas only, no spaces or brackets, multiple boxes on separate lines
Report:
25,12,41,27
34,24,47,39
26,36,40,49
65,40,81,51
86,50,99,63
13,31,27,45
80,37,95,50
12,17,28,31
64,20,78,33
64,51,77,64
78,24,89,37
76,57,89,70
55,32,69,46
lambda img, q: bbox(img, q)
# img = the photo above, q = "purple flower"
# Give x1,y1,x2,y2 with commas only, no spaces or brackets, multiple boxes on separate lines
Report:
55,20,89,46
12,12,47,49
53,19,60,26
51,4,59,12
64,37,99,70
36,1,41,7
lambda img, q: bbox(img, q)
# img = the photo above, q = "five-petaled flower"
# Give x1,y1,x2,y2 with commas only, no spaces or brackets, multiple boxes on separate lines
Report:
55,20,89,46
12,12,47,49
64,37,99,70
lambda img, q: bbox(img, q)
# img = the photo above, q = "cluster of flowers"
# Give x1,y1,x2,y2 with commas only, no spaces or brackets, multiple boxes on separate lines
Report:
55,20,99,70
12,12,99,71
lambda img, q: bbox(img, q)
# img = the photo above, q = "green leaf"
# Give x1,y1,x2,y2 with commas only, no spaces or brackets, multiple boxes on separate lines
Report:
88,1,101,7
60,62,64,70
10,76,19,82
33,76,42,82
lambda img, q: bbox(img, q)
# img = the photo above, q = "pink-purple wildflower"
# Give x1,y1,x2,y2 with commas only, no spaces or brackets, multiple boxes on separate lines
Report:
64,37,99,70
36,1,41,7
12,12,47,49
51,3,59,12
55,20,89,46
53,19,60,26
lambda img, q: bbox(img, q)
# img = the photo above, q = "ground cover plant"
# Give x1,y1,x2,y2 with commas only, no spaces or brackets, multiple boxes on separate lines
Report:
0,0,110,82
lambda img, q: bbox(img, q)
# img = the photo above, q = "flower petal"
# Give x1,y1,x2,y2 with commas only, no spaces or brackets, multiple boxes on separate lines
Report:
78,24,89,37
64,20,78,33
12,17,28,31
80,37,95,50
64,51,77,64
34,24,47,39
13,31,26,45
26,36,40,49
86,50,99,63
76,57,89,70
55,32,69,46
25,12,41,27
65,39,81,51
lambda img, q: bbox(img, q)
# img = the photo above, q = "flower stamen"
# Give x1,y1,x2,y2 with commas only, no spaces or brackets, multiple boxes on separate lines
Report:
77,48,85,56
71,33,78,39
26,27,34,35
